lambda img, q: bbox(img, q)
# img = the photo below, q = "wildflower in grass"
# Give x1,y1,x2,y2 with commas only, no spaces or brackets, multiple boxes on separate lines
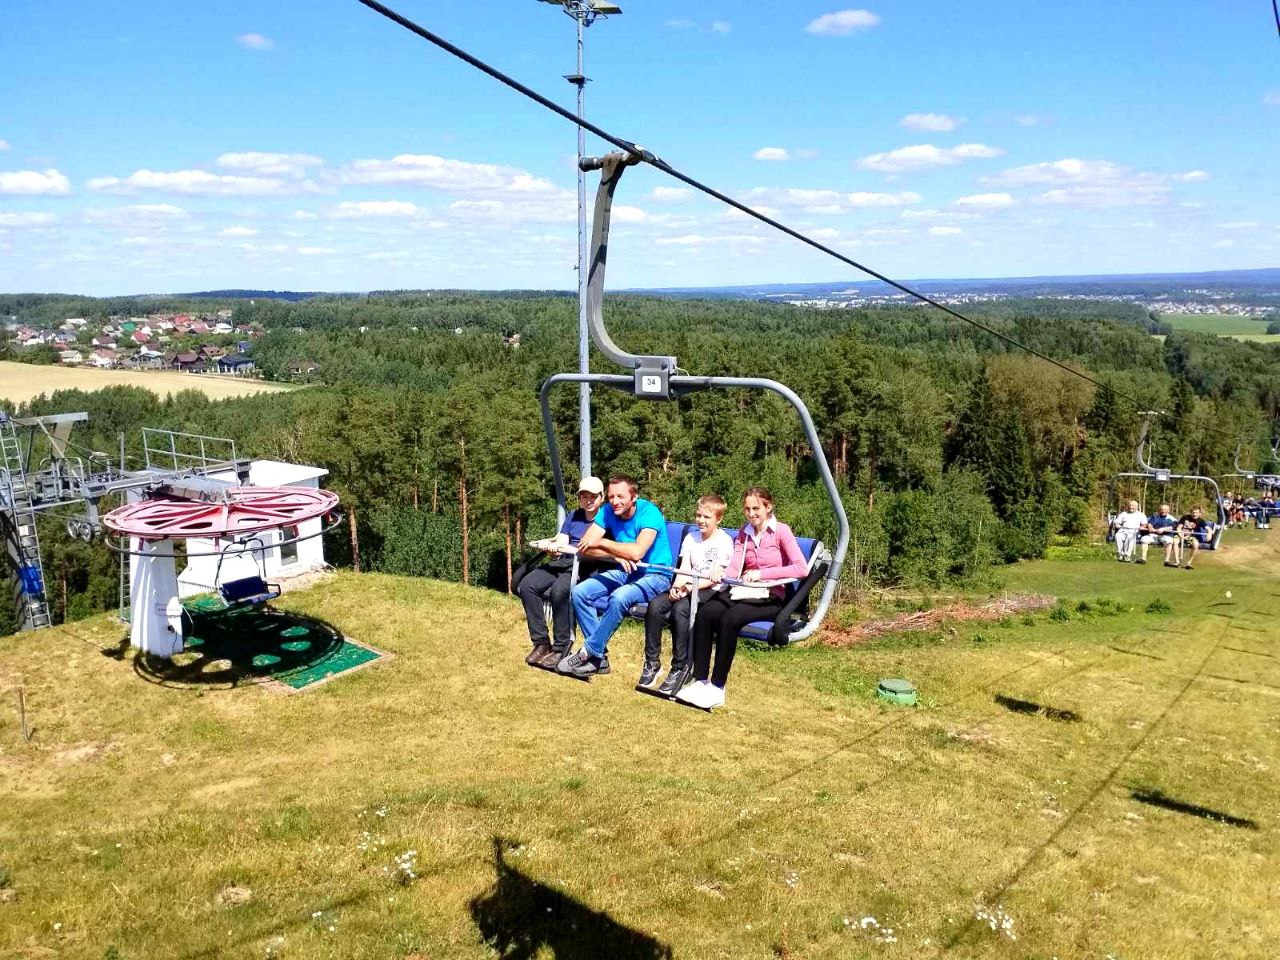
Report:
973,903,1016,940
385,850,418,885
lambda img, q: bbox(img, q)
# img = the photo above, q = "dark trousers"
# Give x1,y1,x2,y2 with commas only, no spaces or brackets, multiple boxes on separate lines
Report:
643,587,715,668
517,564,573,651
692,592,783,688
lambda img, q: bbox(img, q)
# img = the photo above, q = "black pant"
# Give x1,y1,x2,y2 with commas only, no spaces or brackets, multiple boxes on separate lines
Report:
692,591,783,689
643,587,715,668
517,564,573,651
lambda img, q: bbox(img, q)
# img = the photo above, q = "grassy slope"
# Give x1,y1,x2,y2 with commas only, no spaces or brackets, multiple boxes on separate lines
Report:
1,532,1277,959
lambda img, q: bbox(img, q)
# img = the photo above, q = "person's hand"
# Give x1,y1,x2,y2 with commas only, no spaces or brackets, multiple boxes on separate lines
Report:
743,570,761,584
709,571,723,585
619,558,636,574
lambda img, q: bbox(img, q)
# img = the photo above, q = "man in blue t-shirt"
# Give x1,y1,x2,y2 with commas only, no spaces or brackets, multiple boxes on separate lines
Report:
1138,503,1178,565
559,474,673,679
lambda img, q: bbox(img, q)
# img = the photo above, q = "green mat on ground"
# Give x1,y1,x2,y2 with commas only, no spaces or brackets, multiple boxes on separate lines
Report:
156,603,381,690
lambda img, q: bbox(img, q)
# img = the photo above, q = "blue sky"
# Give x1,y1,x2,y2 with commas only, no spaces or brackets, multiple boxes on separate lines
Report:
1,0,1277,295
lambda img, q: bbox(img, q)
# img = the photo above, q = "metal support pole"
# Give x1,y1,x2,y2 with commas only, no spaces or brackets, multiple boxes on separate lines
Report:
574,15,592,477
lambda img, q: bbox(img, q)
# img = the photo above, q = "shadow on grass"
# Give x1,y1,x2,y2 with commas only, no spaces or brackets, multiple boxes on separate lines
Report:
470,837,673,960
132,606,347,689
994,693,1081,723
1131,787,1259,830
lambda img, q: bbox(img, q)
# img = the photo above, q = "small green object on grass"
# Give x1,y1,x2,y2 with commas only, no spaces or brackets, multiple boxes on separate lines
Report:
877,678,917,706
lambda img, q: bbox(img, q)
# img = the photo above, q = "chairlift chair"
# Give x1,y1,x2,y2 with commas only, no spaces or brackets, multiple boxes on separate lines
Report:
1112,413,1226,550
539,151,848,644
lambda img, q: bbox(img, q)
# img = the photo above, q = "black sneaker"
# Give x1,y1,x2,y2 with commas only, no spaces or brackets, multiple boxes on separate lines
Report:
637,659,661,687
556,649,610,678
655,664,692,699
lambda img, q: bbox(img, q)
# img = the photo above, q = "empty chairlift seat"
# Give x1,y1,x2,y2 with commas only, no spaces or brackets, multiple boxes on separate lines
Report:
218,575,281,609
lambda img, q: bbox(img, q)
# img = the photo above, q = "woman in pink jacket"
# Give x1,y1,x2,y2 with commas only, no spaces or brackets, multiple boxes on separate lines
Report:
677,486,809,710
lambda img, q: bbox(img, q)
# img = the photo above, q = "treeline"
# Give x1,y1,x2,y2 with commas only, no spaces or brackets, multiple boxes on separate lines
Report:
4,292,1280,630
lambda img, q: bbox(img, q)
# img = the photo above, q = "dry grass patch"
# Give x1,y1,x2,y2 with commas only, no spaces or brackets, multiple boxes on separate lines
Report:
0,360,298,403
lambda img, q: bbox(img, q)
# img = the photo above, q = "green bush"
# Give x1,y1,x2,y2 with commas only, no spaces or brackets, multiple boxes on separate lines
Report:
880,470,999,587
1145,598,1172,614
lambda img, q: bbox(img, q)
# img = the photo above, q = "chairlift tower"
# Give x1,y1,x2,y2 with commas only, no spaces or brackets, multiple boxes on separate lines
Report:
537,0,623,476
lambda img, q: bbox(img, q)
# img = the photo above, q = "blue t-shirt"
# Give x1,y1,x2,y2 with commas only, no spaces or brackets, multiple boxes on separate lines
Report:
558,508,597,545
593,497,672,567
1148,513,1177,533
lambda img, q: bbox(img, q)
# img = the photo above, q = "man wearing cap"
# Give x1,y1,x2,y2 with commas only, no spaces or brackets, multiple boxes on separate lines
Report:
516,476,605,669
560,474,673,679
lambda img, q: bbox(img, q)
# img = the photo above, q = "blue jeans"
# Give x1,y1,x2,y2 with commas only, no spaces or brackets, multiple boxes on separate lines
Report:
572,568,672,658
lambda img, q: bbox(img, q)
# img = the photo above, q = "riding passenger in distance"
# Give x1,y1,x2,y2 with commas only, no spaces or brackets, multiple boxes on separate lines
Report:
640,493,733,697
1111,499,1146,563
1175,505,1211,570
678,486,808,711
1138,502,1178,566
558,475,673,679
1229,492,1246,528
1259,491,1276,529
516,476,605,670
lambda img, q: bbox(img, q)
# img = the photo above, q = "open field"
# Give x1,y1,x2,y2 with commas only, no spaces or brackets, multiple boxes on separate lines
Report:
0,361,298,404
2,531,1278,958
1157,312,1280,344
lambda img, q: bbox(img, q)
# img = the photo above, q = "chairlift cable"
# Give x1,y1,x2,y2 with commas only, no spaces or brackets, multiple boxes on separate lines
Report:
352,0,1155,416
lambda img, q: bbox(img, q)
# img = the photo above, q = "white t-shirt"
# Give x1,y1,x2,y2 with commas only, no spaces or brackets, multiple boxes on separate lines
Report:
678,528,734,591
1113,510,1147,531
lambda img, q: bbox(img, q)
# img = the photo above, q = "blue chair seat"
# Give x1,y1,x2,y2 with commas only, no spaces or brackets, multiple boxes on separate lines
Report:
219,575,281,608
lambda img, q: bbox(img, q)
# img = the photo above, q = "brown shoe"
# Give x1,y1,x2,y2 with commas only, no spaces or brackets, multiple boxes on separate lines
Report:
536,648,565,670
526,643,552,666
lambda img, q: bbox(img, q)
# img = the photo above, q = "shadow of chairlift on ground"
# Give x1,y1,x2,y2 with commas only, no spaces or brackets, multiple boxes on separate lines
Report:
470,837,674,960
124,606,347,689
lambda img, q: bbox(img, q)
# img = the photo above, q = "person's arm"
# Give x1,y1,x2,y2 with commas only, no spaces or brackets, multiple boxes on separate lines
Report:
712,534,746,584
574,521,609,559
755,524,809,583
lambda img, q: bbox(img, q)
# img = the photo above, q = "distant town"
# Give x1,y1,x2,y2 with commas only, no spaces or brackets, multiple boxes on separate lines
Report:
776,291,1277,315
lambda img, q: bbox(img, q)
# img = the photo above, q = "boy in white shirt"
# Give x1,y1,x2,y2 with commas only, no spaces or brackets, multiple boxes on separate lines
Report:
640,494,733,697
1112,499,1146,562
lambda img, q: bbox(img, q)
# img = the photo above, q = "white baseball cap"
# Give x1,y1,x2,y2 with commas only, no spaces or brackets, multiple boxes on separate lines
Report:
577,476,604,496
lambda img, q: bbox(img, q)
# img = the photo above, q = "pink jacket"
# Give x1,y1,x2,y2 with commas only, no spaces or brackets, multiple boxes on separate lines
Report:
729,519,809,600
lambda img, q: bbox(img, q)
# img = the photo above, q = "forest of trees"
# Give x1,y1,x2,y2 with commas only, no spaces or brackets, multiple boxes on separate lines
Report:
3,291,1279,631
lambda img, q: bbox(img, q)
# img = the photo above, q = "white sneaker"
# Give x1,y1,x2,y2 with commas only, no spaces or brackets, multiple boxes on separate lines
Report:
703,684,726,709
675,680,707,705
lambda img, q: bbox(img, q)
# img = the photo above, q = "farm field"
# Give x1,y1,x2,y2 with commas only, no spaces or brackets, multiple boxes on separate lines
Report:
0,361,298,404
1,531,1277,959
1157,312,1280,343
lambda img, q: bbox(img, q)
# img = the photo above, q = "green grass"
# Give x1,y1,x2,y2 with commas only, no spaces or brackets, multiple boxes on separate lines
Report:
1158,312,1280,344
2,531,1278,959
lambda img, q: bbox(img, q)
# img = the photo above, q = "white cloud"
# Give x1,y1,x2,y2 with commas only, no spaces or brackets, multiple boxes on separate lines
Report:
711,20,731,33
651,186,693,203
847,190,921,207
220,226,260,237
338,154,565,199
82,204,190,224
0,212,56,227
1218,221,1261,230
899,113,963,132
664,18,696,29
901,208,977,222
1263,90,1280,106
236,33,275,51
954,192,1014,209
1172,170,1209,182
795,148,821,160
331,200,422,219
0,168,71,195
88,168,306,196
805,10,881,36
981,158,1171,207
655,234,767,247
929,226,964,237
1213,239,1236,249
810,227,840,240
297,246,335,256
1014,114,1045,126
0,140,10,151
753,147,790,161
217,152,323,178
612,205,649,224
857,143,1003,173
293,210,320,220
